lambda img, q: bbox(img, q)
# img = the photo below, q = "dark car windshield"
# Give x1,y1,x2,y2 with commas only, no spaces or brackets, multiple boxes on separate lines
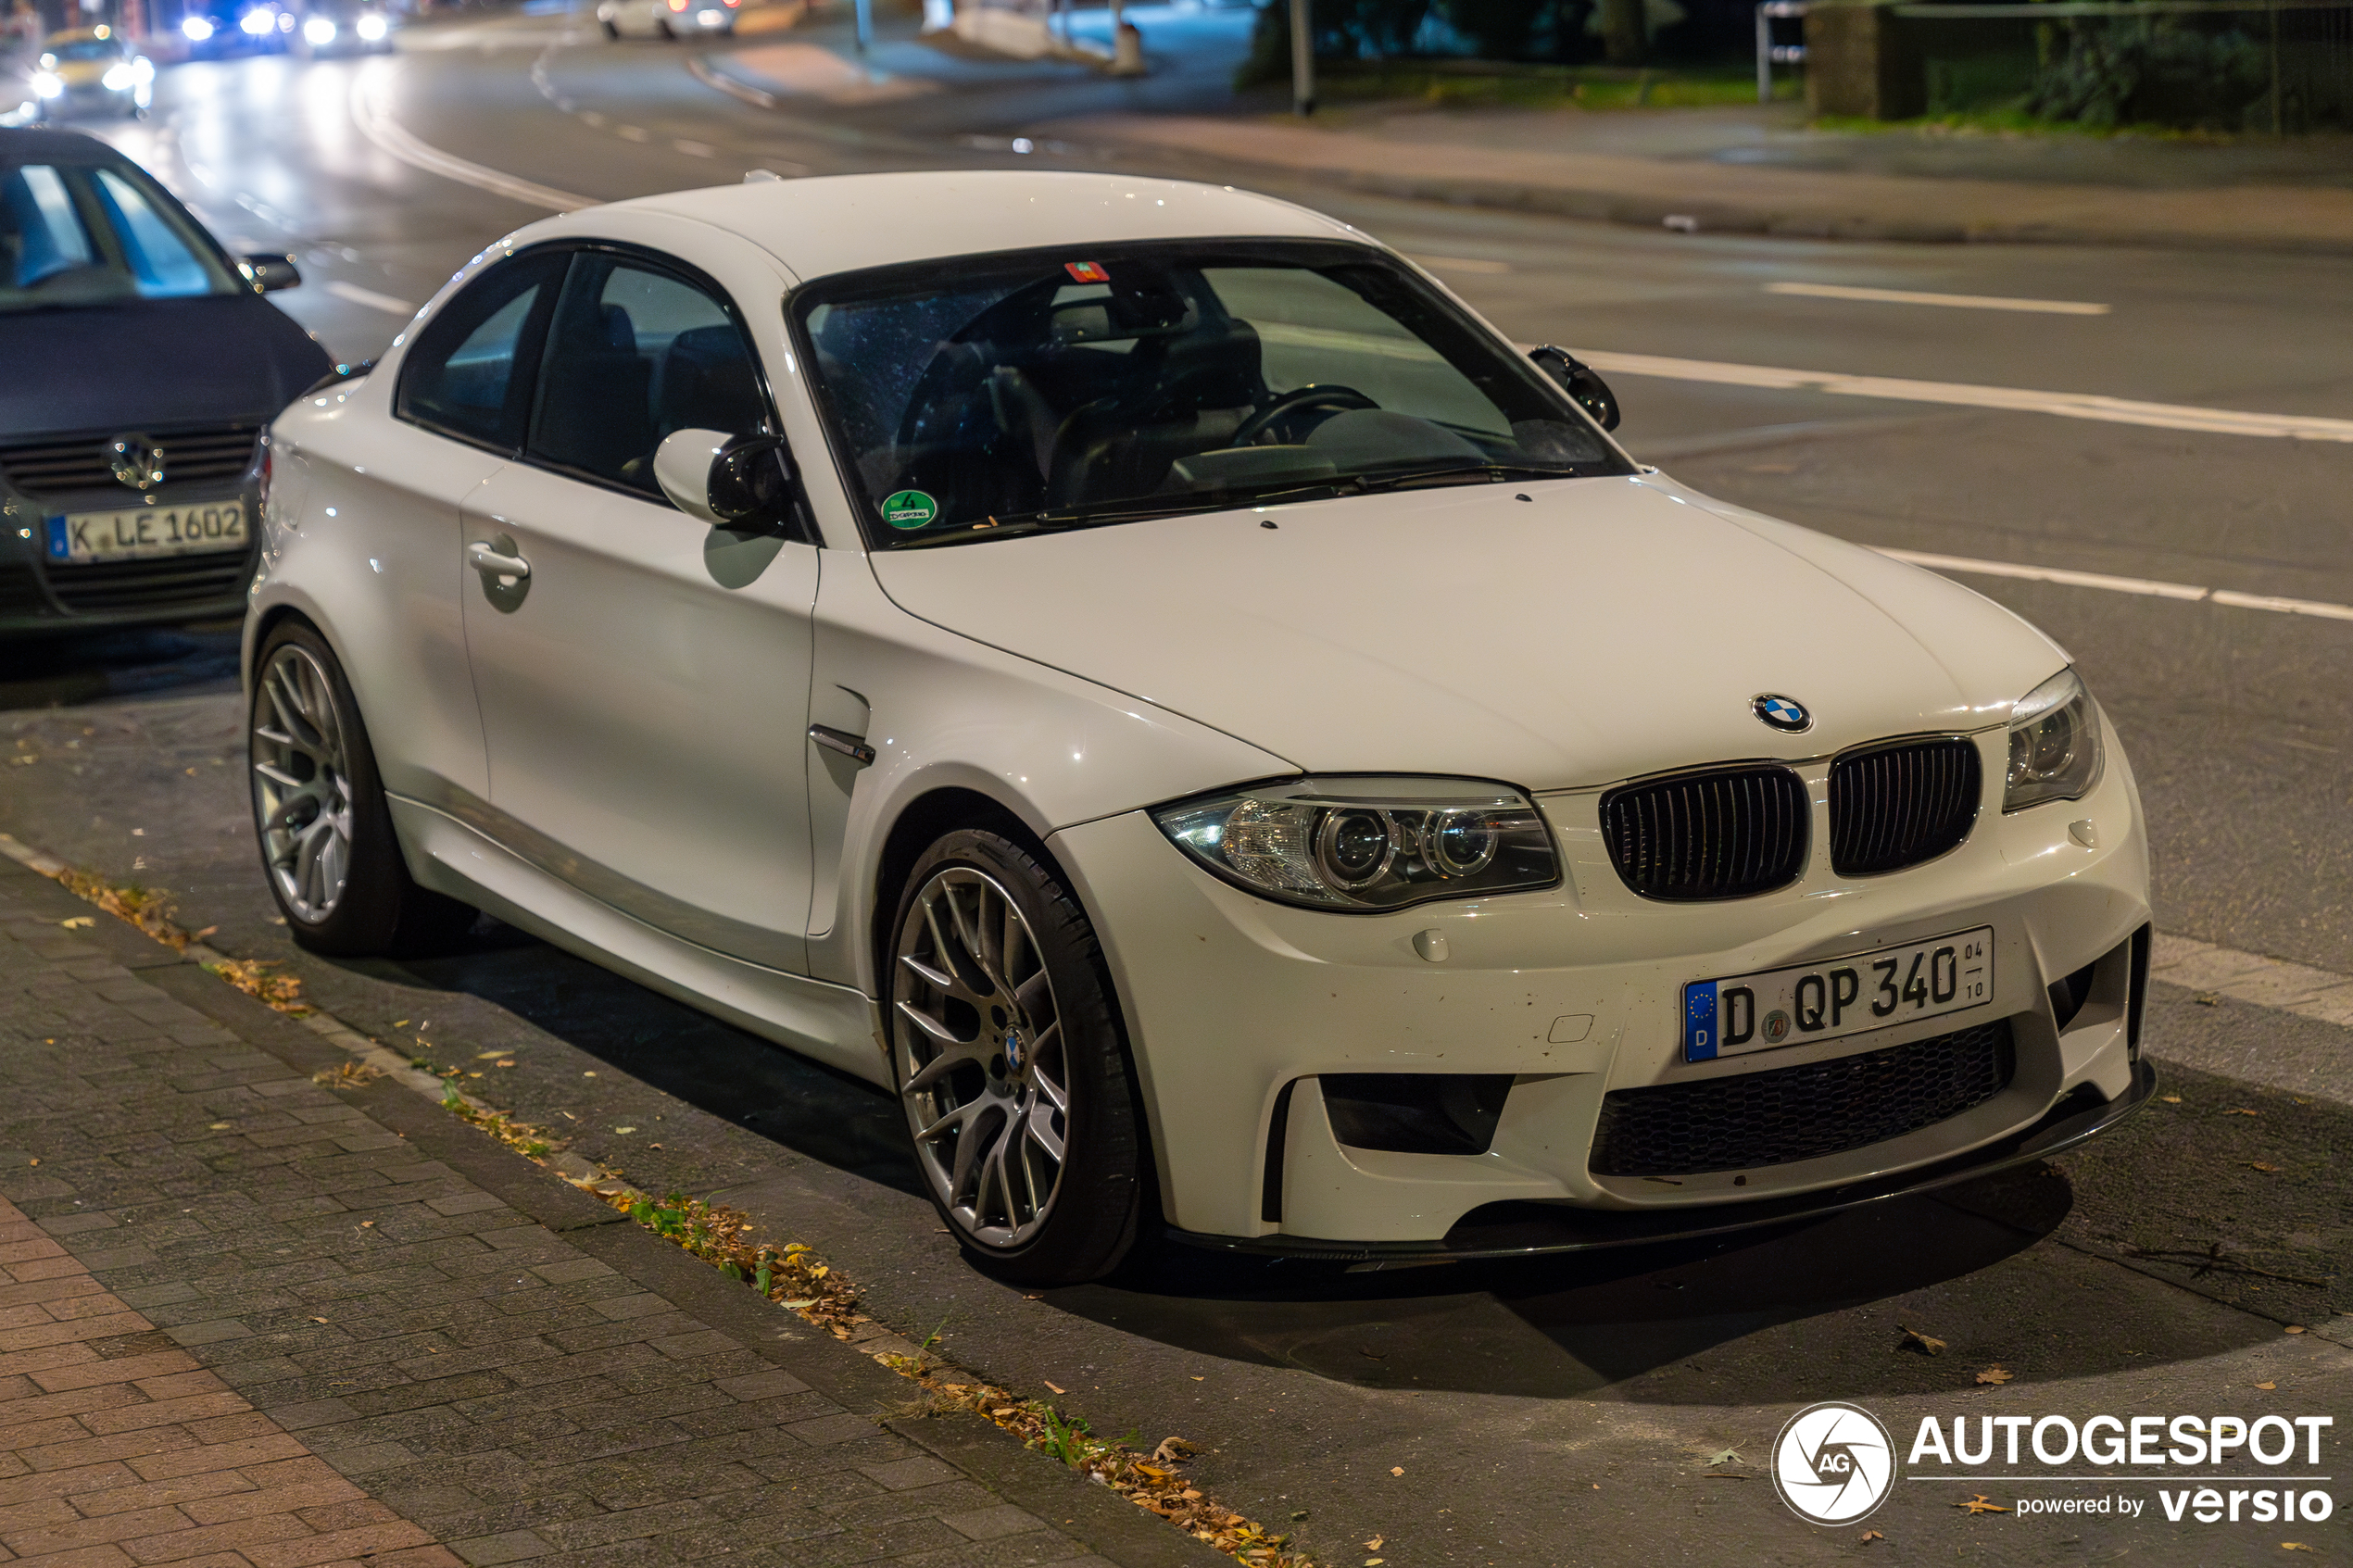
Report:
0,160,242,311
46,39,124,60
789,239,1632,547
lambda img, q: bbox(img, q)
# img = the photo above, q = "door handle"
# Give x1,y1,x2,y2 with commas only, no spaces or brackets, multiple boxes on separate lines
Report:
808,724,875,766
467,540,531,583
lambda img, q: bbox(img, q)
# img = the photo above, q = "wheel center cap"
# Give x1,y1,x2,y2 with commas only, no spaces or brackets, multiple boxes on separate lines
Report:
1002,1025,1025,1075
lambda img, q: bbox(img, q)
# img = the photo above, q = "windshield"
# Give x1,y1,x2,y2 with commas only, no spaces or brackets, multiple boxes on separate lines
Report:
0,161,241,311
790,239,1631,547
47,39,125,60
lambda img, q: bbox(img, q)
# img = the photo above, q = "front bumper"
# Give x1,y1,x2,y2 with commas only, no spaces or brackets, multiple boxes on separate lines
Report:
1050,715,2152,1243
1,488,261,636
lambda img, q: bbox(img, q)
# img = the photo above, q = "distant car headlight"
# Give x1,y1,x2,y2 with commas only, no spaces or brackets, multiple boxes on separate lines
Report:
182,15,215,38
355,12,386,38
102,62,134,89
240,7,272,31
31,70,61,97
1152,777,1560,911
303,16,335,43
2003,668,2104,813
133,56,154,80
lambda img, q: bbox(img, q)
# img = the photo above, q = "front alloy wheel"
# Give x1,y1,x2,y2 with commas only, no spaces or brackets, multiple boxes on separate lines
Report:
889,831,1143,1283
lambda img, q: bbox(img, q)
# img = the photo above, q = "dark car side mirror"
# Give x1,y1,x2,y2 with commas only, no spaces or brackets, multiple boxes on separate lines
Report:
1529,345,1621,432
241,253,302,293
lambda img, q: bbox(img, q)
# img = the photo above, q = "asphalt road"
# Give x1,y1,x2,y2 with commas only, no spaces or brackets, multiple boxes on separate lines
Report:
6,7,2351,1564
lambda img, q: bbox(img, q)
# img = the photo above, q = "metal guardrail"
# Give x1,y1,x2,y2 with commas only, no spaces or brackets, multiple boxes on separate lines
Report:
1755,0,1807,101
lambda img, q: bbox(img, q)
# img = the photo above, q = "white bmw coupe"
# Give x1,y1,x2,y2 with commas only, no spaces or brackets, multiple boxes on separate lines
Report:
249,171,2155,1284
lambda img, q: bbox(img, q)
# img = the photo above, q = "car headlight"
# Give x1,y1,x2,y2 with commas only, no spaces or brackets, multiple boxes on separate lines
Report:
1152,777,1560,911
101,63,134,90
182,15,215,38
2003,668,2104,813
303,16,335,43
31,70,61,97
356,12,386,38
240,7,272,31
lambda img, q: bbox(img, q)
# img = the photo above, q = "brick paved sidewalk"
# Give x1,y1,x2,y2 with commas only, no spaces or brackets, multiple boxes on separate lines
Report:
0,855,1189,1568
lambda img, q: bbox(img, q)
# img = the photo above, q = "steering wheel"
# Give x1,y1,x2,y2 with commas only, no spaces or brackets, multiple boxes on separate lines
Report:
1229,384,1378,448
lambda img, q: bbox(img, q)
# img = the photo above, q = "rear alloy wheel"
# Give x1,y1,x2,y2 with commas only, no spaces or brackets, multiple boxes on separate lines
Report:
248,621,474,957
888,831,1144,1285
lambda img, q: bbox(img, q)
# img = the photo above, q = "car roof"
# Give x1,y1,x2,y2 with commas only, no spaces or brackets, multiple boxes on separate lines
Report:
0,127,133,168
600,169,1364,283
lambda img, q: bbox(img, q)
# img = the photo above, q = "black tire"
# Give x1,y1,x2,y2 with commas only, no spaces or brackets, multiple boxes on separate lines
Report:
887,829,1145,1286
600,18,620,36
247,621,476,958
655,16,674,37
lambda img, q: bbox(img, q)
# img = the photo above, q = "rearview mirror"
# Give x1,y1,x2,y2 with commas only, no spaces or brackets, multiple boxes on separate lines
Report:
1529,345,1621,432
654,428,806,536
241,252,302,293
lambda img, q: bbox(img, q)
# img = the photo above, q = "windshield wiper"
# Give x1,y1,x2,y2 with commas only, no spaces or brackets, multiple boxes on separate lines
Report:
1355,462,1582,494
888,479,1357,547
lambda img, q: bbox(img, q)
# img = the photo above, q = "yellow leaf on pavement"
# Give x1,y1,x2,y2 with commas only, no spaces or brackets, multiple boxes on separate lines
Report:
1976,1366,2014,1386
1957,1495,2010,1514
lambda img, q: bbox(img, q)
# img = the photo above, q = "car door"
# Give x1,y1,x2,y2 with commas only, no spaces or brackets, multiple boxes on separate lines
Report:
457,245,820,973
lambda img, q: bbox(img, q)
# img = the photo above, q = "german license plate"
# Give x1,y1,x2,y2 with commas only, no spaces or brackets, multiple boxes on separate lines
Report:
45,502,246,565
1683,925,1994,1062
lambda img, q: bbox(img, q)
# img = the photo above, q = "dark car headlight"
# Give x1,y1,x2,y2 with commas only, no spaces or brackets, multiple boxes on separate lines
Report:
2003,668,2104,812
1152,776,1559,911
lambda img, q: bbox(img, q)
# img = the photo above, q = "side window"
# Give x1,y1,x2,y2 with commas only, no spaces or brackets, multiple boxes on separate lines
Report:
395,251,568,452
528,254,769,496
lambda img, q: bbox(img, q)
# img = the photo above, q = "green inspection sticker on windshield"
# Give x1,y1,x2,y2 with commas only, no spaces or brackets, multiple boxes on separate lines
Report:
881,490,938,530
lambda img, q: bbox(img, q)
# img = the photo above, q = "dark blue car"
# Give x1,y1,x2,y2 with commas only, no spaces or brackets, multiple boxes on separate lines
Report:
1,128,332,638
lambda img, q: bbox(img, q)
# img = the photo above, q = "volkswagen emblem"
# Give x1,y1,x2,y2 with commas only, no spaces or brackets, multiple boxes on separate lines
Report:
1753,694,1811,734
107,434,166,492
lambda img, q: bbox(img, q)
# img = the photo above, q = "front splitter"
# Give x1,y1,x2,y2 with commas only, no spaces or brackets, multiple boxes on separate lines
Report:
1166,1058,2157,1264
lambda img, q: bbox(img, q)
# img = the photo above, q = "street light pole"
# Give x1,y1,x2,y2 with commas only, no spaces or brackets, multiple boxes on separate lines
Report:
855,0,872,53
1290,0,1313,114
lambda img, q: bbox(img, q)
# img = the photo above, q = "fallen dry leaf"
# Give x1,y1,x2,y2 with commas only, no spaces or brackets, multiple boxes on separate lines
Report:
1390,1466,1404,1476
1700,1447,1745,1467
1365,1561,1385,1567
25,1159,35,1167
1899,1324,1947,1357
1976,1366,2014,1386
308,1316,329,1323
1044,1381,1065,1395
1956,1494,2010,1514
2284,1325,2306,1334
1364,1537,1384,1550
2193,992,2223,1006
1860,1531,1883,1543
208,1122,232,1130
2225,1108,2259,1116
2257,1382,2277,1391
2284,1545,2315,1553
58,916,93,929
1152,1436,1197,1464
2159,1094,2183,1103
2246,1161,2282,1173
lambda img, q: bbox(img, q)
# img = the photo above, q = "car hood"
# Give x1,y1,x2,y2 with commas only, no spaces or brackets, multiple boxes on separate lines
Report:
867,476,2070,792
0,295,332,443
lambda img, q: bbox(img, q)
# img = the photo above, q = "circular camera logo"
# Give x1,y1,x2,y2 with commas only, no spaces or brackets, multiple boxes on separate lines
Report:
1773,1401,1895,1524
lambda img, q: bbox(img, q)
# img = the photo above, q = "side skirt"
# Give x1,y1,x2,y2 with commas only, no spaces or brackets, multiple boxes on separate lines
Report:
388,795,889,1088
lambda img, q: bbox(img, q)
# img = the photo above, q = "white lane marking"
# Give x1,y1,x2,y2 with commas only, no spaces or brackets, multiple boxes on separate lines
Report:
1408,254,1513,275
1765,282,2109,316
2152,933,2353,1030
673,139,714,157
1581,349,2353,443
1880,547,2353,621
321,280,420,316
350,63,590,212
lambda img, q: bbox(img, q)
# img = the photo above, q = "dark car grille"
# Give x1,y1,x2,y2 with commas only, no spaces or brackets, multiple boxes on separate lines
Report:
42,551,253,615
0,425,259,499
1830,738,1982,876
1590,1017,2016,1177
1601,765,1809,901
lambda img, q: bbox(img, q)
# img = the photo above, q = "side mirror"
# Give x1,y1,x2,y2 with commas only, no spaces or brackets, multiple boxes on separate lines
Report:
654,428,806,535
1529,345,1621,433
241,252,302,293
